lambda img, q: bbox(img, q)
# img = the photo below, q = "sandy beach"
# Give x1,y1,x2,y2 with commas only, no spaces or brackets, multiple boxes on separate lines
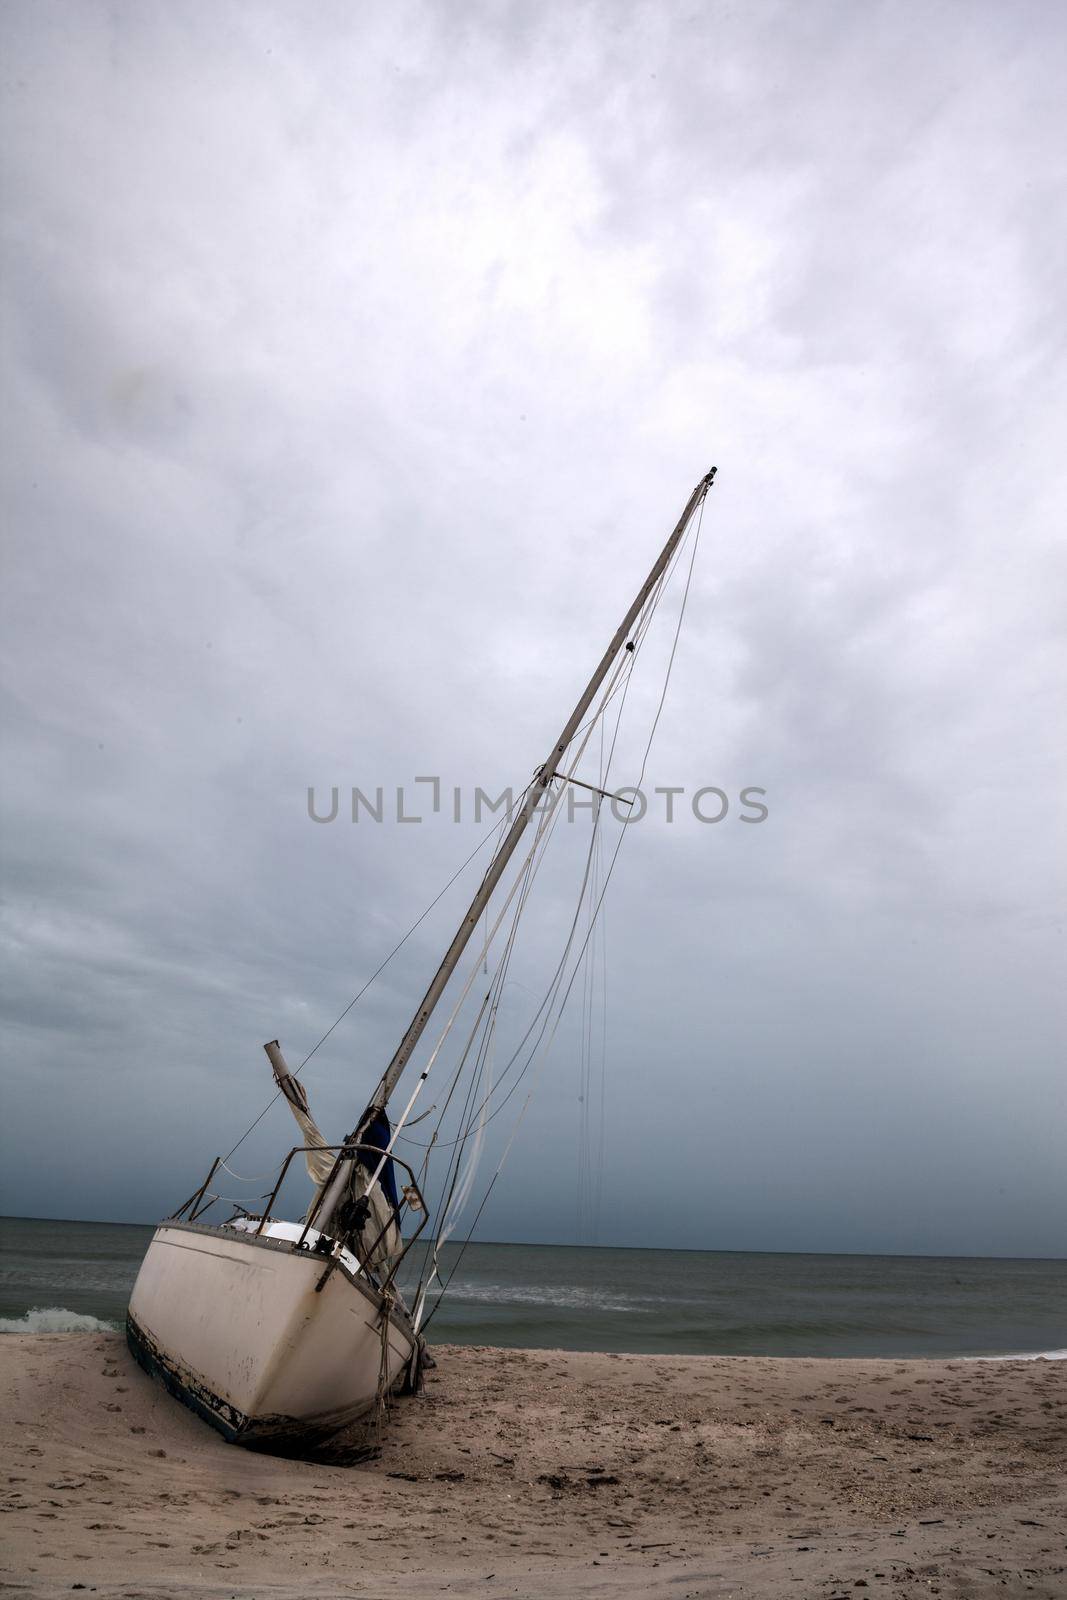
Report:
1,1332,1063,1598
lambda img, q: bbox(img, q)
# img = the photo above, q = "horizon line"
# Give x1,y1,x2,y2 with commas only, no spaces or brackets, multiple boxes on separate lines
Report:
1,1215,1064,1265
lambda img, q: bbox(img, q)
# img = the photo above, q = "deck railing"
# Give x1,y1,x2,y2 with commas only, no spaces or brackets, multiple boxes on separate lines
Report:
168,1143,428,1293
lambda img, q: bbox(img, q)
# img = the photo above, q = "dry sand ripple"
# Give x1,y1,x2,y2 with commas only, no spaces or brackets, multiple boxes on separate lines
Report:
1,1333,1064,1597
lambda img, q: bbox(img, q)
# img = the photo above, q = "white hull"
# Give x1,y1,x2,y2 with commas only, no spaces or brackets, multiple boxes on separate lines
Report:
127,1221,418,1449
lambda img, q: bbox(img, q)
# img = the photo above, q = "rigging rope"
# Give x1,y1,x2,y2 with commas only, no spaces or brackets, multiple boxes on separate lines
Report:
429,507,699,1140
406,600,656,1314
415,500,707,1325
392,511,698,1157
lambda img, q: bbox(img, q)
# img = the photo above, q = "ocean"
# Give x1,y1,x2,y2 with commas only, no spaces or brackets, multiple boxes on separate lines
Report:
1,1215,1064,1359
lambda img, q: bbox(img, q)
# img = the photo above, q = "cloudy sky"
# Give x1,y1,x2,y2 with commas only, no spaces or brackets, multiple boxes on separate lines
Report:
1,1,1064,1257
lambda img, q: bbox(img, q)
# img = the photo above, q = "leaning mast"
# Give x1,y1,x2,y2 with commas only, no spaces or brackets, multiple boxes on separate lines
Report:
364,467,716,1124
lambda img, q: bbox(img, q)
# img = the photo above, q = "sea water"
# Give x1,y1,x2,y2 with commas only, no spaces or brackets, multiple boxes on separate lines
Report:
1,1216,1063,1359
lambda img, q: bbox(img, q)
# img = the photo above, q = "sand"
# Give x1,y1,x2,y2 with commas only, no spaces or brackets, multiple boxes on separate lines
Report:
1,1333,1064,1598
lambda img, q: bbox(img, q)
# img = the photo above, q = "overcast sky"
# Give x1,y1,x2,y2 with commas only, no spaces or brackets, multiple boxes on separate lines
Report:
1,1,1064,1257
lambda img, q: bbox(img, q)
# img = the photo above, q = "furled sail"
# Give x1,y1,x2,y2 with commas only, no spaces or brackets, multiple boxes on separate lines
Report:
264,1040,335,1185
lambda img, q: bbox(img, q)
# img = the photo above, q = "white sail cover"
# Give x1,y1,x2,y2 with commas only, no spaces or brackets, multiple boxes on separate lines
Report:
274,1067,336,1186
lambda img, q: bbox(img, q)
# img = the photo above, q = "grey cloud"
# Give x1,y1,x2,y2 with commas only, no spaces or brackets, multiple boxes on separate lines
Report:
1,0,1063,1257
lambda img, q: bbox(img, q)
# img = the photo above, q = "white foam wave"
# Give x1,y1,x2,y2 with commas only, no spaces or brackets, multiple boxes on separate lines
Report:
965,1349,1067,1361
0,1306,117,1334
450,1281,638,1313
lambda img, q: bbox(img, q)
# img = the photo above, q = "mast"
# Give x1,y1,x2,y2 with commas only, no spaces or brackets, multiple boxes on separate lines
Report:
365,466,715,1120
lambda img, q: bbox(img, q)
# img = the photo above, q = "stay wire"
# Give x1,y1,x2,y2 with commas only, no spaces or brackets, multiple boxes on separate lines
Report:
391,517,694,1157
444,506,699,1135
422,495,708,1322
424,487,707,1310
425,496,706,1321
410,612,646,1316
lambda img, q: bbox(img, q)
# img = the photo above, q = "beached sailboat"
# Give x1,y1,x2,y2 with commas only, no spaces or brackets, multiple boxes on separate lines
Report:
126,467,716,1451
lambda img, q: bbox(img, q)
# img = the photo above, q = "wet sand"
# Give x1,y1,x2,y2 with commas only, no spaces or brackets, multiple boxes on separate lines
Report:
1,1332,1064,1597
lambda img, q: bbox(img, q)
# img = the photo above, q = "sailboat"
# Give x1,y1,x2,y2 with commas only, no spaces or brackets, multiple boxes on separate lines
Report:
126,466,716,1451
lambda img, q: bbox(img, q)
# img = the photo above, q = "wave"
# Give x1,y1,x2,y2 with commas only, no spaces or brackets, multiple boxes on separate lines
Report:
448,1281,642,1313
0,1305,118,1334
965,1349,1067,1361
